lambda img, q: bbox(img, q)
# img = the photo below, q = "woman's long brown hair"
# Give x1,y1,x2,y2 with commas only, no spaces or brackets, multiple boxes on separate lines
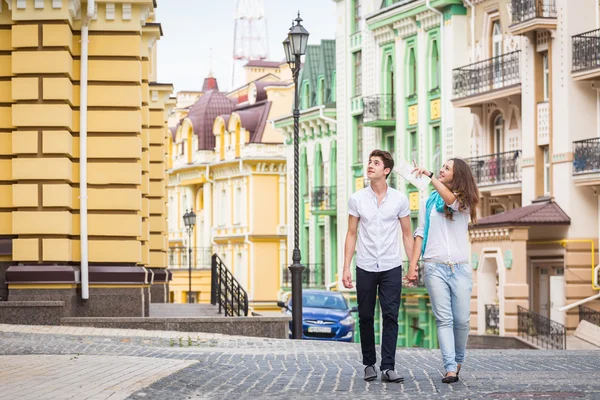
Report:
443,158,480,223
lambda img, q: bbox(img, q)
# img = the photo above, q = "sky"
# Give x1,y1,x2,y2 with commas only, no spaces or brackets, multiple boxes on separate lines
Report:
155,0,337,93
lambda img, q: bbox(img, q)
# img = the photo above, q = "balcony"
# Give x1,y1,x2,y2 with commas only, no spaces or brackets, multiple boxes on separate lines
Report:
573,137,600,186
168,246,212,270
572,29,600,81
466,150,522,193
281,263,325,288
509,0,557,35
350,31,362,52
452,51,521,108
351,95,364,116
363,94,396,127
311,186,336,215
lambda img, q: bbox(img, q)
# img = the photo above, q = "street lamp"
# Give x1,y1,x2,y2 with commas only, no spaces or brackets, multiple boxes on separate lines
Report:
283,12,309,340
183,209,196,304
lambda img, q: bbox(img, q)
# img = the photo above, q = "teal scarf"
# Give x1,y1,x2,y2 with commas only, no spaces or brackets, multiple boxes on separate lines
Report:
421,191,452,254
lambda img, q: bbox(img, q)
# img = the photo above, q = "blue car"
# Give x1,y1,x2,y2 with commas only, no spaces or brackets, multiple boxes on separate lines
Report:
277,290,358,342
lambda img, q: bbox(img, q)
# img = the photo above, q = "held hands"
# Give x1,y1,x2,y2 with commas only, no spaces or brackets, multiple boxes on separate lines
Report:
404,262,419,286
342,268,354,289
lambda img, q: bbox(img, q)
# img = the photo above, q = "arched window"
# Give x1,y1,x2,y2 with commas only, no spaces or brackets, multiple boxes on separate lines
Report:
494,114,504,154
492,21,502,58
430,40,440,90
407,47,417,97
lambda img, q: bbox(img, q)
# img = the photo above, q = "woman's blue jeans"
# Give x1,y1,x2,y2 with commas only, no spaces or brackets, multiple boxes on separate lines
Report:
424,261,473,373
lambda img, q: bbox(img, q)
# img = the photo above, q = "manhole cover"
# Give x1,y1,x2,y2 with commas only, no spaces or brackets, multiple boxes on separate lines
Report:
487,393,585,399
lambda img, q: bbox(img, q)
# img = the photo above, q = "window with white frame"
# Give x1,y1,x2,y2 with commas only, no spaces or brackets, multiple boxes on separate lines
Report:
219,189,227,226
543,146,550,196
234,186,243,225
543,52,549,101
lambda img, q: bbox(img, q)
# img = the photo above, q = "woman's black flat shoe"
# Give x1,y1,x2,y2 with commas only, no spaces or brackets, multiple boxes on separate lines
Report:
442,373,459,384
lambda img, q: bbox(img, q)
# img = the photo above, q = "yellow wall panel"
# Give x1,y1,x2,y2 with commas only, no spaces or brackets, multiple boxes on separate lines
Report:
13,104,73,129
149,110,164,127
149,234,166,251
148,146,164,162
142,105,150,126
149,163,164,180
89,35,142,57
141,172,149,195
0,132,10,155
252,175,278,235
88,214,141,237
142,149,150,171
88,136,141,159
88,110,141,133
141,217,149,241
141,242,149,265
88,85,142,108
12,78,38,100
43,78,73,103
88,162,141,185
12,4,71,21
149,250,166,268
89,240,141,263
149,181,165,198
43,131,73,156
43,184,72,208
13,211,72,235
141,83,149,103
43,238,72,262
149,198,165,215
88,188,141,211
12,158,72,181
12,131,37,154
12,25,38,48
88,60,141,82
0,212,11,234
0,185,11,208
141,129,150,149
12,184,38,207
13,239,38,262
149,128,166,145
141,197,149,217
12,51,73,77
0,81,11,103
0,55,12,77
42,24,73,50
149,215,165,233
0,106,13,129
0,160,11,180
0,30,11,51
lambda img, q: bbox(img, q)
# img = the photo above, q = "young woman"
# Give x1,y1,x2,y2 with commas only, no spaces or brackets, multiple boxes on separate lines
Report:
407,158,479,384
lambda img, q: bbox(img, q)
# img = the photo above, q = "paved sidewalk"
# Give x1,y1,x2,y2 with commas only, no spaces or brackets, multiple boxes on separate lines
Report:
0,324,599,399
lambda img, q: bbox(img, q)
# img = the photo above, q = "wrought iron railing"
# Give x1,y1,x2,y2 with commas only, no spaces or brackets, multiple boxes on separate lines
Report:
453,51,521,100
281,263,326,288
517,305,565,350
485,304,500,335
402,261,425,288
579,305,600,327
573,137,600,174
311,186,337,212
168,247,212,269
466,150,522,186
511,0,557,25
363,94,395,123
211,254,248,316
573,29,600,72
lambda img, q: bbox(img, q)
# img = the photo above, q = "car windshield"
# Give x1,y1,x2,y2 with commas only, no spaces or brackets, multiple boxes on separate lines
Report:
290,293,348,310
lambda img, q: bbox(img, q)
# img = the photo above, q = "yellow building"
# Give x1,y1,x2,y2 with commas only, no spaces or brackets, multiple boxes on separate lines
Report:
0,0,172,319
168,62,293,312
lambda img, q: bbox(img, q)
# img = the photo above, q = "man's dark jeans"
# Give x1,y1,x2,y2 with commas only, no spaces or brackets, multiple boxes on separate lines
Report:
356,266,402,371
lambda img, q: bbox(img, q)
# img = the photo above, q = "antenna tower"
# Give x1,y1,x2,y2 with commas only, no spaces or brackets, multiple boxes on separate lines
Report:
231,0,269,88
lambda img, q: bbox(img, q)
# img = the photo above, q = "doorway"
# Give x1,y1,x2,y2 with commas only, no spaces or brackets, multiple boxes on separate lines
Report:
531,261,565,324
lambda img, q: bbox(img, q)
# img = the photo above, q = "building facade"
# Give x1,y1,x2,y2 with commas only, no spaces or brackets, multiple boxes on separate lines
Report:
456,0,600,338
167,63,293,312
0,0,172,319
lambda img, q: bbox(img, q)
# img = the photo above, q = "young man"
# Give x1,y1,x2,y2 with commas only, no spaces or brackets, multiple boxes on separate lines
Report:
342,149,413,383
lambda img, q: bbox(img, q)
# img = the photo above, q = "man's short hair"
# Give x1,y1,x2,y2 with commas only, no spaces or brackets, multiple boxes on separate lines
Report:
369,149,394,179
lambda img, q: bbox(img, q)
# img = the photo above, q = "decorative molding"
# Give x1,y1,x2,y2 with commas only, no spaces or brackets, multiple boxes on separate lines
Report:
553,152,573,164
469,228,511,242
17,0,26,9
34,0,44,9
521,156,534,167
53,0,62,8
372,25,395,45
140,5,151,25
69,0,80,18
415,10,441,31
106,3,115,20
503,250,513,269
122,3,132,20
393,17,417,39
471,253,479,270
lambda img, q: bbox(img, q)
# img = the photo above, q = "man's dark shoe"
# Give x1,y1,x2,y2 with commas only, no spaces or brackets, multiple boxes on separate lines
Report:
381,369,404,383
364,365,377,381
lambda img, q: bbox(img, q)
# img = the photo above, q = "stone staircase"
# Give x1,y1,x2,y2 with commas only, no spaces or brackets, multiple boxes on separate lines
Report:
149,303,222,318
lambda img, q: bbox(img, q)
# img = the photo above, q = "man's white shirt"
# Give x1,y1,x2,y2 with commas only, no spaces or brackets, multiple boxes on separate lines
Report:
348,184,410,272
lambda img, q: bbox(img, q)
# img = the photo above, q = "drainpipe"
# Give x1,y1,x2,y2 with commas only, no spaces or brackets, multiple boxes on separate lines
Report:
463,0,475,63
318,105,337,125
80,0,95,300
426,0,445,157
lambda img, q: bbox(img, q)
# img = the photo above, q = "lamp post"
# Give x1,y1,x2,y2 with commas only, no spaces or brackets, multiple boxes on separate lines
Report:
283,12,309,340
183,209,196,304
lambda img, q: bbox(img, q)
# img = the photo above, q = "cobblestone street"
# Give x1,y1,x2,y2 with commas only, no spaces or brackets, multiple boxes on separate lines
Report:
0,324,599,399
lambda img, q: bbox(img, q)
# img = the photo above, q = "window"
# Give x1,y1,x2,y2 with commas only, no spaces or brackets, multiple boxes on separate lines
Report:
301,81,310,109
430,40,440,90
356,117,363,164
219,189,227,226
234,186,242,225
492,21,502,58
543,52,549,101
331,71,337,103
432,126,441,173
235,252,246,288
409,130,418,163
318,76,325,105
354,51,362,96
353,0,362,33
543,146,550,196
494,114,504,154
408,47,417,97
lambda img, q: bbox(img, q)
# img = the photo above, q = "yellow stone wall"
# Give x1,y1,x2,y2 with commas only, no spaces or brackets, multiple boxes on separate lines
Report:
1,1,171,270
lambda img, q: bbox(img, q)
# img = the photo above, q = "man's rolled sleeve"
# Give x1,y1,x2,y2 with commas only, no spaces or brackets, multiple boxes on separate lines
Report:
348,195,360,217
